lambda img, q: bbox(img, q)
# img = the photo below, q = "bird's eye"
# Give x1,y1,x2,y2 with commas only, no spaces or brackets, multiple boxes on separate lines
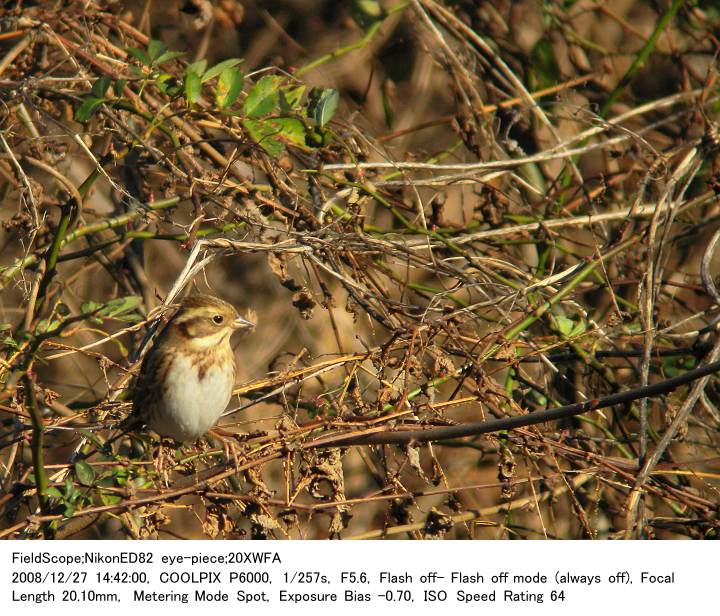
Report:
212,314,224,324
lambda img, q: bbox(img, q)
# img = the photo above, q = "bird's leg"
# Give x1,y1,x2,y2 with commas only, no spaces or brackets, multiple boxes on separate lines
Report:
208,428,240,467
154,439,175,487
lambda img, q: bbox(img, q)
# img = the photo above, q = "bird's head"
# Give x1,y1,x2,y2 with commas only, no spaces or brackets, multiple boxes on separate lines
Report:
166,294,254,349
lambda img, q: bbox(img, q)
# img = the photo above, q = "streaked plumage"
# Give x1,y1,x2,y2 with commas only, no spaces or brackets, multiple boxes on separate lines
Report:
131,295,253,442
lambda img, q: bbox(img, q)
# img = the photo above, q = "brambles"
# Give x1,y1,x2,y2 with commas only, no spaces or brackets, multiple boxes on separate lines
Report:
1,0,719,540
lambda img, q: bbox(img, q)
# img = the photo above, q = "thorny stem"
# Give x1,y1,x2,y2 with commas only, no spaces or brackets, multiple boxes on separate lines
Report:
295,1,410,76
0,196,182,288
599,0,688,117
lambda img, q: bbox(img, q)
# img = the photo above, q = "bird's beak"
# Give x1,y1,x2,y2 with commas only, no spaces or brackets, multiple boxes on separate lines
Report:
232,315,255,330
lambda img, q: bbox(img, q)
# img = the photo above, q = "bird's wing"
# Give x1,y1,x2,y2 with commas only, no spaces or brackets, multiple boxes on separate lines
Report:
130,342,167,427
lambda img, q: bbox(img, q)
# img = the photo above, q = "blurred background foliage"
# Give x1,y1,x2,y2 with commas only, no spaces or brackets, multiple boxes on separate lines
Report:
1,0,720,539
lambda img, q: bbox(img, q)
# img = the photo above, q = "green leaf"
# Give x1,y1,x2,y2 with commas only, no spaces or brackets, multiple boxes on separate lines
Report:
184,72,202,106
280,85,305,111
112,466,129,486
268,117,306,145
243,118,284,157
155,50,185,65
82,296,142,322
570,321,586,337
243,117,306,156
74,460,95,486
305,126,329,148
243,75,281,118
118,313,143,323
202,58,243,83
147,39,167,62
113,79,127,97
185,59,208,77
127,46,151,66
278,91,293,114
80,301,103,325
309,88,339,127
132,476,153,489
155,73,182,96
81,300,101,314
100,492,122,506
34,318,62,334
662,356,696,378
100,296,142,319
215,67,244,109
2,336,19,350
74,96,104,122
64,477,76,498
47,487,63,499
63,503,75,517
97,477,122,504
91,75,111,98
555,315,575,337
351,0,385,29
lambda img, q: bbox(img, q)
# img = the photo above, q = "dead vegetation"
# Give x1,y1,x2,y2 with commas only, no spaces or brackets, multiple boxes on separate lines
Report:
1,0,720,539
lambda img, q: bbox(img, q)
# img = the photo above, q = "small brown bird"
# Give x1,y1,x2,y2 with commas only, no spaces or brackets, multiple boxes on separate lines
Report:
131,294,254,442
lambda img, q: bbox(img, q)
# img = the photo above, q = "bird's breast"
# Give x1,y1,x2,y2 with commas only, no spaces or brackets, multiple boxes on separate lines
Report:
149,350,235,441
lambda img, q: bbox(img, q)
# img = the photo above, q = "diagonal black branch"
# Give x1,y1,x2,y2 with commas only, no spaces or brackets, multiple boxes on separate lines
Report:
308,356,720,447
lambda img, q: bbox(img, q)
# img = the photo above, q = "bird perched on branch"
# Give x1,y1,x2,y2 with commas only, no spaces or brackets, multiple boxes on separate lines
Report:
130,294,254,442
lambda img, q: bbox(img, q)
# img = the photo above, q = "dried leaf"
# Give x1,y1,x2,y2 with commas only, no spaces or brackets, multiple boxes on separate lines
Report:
433,347,456,378
405,445,428,481
328,510,350,536
292,288,316,319
202,504,231,539
422,508,454,539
